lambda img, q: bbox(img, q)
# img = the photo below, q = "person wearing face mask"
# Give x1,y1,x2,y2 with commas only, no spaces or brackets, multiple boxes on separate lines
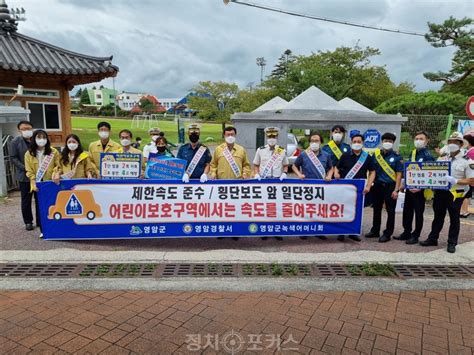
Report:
24,130,61,234
118,129,145,177
322,125,351,167
88,121,121,176
460,131,474,218
143,127,161,162
154,136,174,157
177,124,212,183
395,131,435,245
292,132,333,180
420,132,474,253
209,126,251,180
9,121,37,231
334,133,376,242
365,133,403,243
59,134,94,180
253,127,289,181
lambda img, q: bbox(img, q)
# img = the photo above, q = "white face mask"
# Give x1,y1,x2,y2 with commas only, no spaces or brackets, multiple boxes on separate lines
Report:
267,138,277,146
310,142,320,151
352,143,363,151
120,139,131,147
225,136,236,144
35,138,47,147
333,133,343,142
448,143,460,153
382,142,393,150
21,130,33,139
67,143,78,151
151,135,159,142
98,131,109,139
414,139,426,149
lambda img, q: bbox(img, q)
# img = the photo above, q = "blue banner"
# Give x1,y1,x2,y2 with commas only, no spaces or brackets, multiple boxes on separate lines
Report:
404,161,451,190
145,155,187,179
37,179,365,240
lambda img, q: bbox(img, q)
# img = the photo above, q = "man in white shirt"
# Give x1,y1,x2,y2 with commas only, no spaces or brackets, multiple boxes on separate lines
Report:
420,132,474,253
143,127,161,162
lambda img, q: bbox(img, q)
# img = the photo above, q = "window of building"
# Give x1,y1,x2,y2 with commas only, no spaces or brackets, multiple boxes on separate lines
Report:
27,102,61,130
0,87,59,98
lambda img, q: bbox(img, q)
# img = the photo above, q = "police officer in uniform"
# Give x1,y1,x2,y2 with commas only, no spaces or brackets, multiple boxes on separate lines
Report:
253,127,289,241
322,125,351,167
365,133,403,243
253,127,289,181
395,131,435,245
420,132,474,253
177,124,212,183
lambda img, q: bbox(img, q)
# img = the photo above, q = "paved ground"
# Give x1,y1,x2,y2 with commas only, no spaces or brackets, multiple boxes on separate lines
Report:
1,290,473,354
1,191,473,255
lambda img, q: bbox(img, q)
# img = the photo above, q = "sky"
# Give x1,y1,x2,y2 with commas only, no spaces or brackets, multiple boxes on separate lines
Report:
11,0,471,98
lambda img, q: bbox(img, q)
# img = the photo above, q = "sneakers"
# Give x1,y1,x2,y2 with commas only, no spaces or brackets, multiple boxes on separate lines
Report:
419,239,438,247
39,233,43,239
25,223,34,231
394,232,411,241
365,231,379,238
378,234,391,243
447,244,456,253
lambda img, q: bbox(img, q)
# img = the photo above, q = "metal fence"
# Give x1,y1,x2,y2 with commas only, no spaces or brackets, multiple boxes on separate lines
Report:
2,135,18,191
399,114,469,157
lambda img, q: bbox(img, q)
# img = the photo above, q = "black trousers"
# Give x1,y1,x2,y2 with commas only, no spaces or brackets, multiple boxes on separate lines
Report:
370,182,397,236
402,189,426,238
19,181,40,226
428,190,464,246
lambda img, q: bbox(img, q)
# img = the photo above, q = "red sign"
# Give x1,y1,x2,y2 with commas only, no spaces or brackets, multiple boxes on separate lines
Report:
466,96,474,120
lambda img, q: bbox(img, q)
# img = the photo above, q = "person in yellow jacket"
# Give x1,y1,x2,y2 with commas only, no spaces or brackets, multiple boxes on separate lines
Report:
118,129,145,177
59,134,94,179
88,121,121,176
209,126,251,180
24,129,61,232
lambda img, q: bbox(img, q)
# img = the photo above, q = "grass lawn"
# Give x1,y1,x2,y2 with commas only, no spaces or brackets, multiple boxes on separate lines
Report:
72,116,224,149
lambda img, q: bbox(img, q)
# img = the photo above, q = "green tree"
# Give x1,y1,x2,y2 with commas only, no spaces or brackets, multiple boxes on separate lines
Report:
188,81,240,123
263,45,414,108
270,49,295,80
235,87,278,112
74,88,82,98
441,75,474,96
374,91,467,115
79,88,91,105
423,16,474,86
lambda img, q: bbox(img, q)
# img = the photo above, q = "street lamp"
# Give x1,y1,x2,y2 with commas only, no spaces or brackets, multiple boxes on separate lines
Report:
256,57,266,83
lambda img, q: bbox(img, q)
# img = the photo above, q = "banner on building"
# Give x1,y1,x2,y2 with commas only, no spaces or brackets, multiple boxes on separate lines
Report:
37,179,365,240
404,161,451,190
100,152,142,179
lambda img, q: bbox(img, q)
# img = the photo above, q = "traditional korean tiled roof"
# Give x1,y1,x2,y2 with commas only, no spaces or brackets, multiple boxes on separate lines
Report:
0,0,118,78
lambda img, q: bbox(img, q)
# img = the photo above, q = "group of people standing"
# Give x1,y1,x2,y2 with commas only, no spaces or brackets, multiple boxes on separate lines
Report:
9,119,473,252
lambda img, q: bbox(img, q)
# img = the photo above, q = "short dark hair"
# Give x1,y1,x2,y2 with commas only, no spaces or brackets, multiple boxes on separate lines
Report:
156,136,167,145
17,120,32,129
119,129,132,138
464,134,474,147
309,132,324,143
97,121,111,130
381,132,397,142
331,125,346,133
351,134,364,141
415,131,429,139
223,126,237,134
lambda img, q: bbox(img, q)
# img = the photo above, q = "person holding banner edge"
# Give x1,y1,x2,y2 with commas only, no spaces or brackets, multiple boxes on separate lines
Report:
118,129,145,177
24,129,61,233
420,132,474,253
58,134,94,180
395,131,435,245
88,121,121,176
365,132,403,243
322,125,351,167
334,133,376,242
178,123,212,183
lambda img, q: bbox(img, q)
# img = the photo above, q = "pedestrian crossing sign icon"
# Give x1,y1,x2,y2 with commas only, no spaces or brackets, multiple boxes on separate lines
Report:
65,193,83,216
